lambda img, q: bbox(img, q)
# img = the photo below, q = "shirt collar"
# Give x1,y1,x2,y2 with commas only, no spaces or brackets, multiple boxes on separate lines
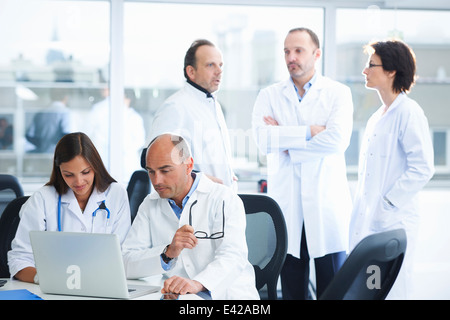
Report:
291,72,317,101
168,172,200,217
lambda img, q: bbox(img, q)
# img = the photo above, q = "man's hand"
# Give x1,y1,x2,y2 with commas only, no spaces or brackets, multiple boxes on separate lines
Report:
162,276,205,295
165,224,198,259
263,116,279,126
310,125,326,137
205,174,224,184
264,116,325,137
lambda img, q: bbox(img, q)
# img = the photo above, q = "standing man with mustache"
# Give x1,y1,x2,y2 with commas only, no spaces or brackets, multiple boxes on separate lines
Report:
149,39,237,190
252,28,354,299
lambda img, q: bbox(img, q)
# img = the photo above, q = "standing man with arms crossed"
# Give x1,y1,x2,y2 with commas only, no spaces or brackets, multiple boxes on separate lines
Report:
252,27,354,299
149,39,237,190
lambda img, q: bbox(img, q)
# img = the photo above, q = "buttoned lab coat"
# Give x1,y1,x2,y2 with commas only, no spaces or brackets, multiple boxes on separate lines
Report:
8,183,131,278
122,173,259,300
149,82,236,190
349,93,435,249
252,75,354,259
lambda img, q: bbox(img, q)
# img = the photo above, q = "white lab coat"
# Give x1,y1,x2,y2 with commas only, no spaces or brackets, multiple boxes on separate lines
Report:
349,93,434,299
8,183,131,278
122,173,259,300
252,75,353,259
149,82,236,190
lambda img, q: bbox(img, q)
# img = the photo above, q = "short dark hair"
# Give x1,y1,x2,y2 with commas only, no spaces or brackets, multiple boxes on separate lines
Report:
288,27,320,49
365,40,416,93
46,132,116,194
183,39,215,80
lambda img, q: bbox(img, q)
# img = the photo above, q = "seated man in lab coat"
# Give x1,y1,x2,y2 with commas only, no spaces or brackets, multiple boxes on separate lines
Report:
122,133,259,300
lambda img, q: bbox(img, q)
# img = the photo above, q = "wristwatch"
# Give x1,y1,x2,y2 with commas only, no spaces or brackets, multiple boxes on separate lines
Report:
161,245,173,264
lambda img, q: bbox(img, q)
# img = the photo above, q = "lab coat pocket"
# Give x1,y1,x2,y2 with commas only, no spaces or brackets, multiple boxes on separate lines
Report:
370,195,401,231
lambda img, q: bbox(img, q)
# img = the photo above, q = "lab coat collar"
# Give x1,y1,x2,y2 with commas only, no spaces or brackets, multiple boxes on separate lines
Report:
289,72,317,94
185,81,216,100
60,185,108,215
194,172,215,193
85,186,108,213
186,79,214,98
382,92,407,115
148,172,213,201
282,73,325,101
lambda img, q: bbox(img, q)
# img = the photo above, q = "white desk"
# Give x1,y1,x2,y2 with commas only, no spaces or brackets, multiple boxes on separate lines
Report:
0,277,203,300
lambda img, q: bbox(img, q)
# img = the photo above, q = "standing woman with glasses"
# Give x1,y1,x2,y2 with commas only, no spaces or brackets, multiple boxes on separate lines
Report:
8,132,131,283
349,40,434,299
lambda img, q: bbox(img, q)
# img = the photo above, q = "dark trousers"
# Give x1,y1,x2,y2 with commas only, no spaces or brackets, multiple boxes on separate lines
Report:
280,225,346,300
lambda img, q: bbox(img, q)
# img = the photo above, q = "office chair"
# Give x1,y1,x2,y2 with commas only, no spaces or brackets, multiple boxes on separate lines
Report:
0,174,24,219
140,147,147,169
238,193,287,300
126,170,150,223
0,196,29,278
319,228,407,300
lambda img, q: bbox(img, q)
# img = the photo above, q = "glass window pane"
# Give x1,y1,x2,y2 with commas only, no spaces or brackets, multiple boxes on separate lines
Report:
0,0,110,181
345,130,360,167
433,131,447,166
336,7,450,173
124,2,323,184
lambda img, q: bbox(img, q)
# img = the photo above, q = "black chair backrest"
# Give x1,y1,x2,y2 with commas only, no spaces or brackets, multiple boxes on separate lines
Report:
140,147,147,169
238,193,287,300
127,170,150,223
320,228,407,300
0,196,29,278
0,174,24,219
0,174,23,198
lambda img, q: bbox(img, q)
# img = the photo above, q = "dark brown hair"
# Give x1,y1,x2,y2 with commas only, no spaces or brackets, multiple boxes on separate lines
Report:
365,40,417,93
288,27,320,49
183,39,215,80
46,132,116,194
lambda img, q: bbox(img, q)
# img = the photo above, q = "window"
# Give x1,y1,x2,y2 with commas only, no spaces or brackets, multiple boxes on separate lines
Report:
0,0,110,181
4,1,448,187
433,130,448,167
336,7,450,174
123,2,324,181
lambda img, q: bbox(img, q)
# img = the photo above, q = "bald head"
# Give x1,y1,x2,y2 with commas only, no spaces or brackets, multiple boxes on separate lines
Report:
145,134,194,204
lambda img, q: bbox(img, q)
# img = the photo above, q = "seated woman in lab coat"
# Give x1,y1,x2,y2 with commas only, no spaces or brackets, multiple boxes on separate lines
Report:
8,132,131,283
349,40,435,299
122,133,259,300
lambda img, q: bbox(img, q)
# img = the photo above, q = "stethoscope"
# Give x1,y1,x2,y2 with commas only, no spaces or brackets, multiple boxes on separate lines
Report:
57,195,111,232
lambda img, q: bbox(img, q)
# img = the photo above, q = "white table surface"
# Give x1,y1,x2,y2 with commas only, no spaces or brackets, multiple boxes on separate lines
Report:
0,277,203,300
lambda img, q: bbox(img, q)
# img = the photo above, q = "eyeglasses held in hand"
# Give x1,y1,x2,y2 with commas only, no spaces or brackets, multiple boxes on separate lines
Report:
188,200,225,239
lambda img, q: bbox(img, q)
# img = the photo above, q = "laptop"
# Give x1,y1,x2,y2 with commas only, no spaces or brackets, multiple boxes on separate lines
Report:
29,231,159,299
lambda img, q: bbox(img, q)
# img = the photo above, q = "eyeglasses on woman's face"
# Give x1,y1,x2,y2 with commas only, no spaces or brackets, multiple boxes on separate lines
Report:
366,62,383,69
